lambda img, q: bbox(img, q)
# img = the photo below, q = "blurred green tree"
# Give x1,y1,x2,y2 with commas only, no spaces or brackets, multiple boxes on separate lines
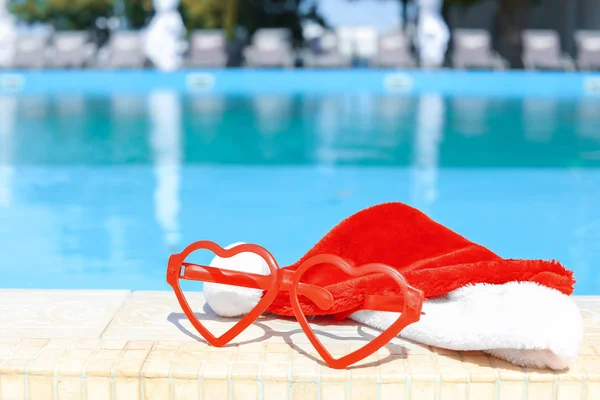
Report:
9,0,113,30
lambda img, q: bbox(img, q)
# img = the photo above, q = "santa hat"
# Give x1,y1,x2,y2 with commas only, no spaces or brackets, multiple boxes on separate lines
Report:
204,202,583,370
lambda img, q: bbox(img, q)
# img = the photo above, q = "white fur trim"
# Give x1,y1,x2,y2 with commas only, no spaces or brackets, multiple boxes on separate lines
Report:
351,281,583,370
204,243,583,369
203,242,269,317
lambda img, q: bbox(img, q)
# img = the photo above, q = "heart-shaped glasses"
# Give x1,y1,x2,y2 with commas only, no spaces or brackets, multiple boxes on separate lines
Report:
166,240,424,369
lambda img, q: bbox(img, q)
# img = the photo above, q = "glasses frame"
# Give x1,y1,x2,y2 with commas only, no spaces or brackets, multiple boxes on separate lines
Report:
166,240,424,369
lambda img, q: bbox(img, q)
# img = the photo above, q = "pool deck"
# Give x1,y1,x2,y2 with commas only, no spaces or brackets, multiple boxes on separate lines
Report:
0,290,599,400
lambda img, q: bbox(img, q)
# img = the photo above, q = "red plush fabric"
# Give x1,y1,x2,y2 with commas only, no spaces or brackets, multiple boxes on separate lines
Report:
265,202,575,317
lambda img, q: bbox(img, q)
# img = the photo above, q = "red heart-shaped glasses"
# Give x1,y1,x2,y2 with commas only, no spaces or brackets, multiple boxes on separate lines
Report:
166,240,424,369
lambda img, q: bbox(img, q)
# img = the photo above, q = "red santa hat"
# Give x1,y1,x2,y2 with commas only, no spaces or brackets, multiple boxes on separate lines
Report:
204,202,583,370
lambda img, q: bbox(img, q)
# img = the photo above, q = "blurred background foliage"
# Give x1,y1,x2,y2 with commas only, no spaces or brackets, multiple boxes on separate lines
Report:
9,0,114,30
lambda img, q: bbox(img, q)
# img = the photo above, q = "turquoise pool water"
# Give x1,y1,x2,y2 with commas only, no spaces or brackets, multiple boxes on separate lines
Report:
0,92,599,293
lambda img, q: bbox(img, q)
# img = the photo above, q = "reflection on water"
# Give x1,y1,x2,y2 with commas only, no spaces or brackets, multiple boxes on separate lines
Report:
2,93,598,167
411,93,444,209
149,91,182,250
0,92,599,293
0,95,16,207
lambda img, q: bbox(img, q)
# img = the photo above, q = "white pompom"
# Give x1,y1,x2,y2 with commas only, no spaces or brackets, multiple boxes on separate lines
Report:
203,242,270,317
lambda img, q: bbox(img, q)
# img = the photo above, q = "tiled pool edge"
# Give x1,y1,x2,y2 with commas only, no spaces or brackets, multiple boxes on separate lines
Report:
0,290,599,400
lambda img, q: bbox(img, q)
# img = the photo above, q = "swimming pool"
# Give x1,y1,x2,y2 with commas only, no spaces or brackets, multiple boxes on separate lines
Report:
0,71,599,294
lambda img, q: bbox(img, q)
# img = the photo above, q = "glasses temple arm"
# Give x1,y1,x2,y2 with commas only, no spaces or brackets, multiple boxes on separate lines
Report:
363,294,425,315
181,263,334,310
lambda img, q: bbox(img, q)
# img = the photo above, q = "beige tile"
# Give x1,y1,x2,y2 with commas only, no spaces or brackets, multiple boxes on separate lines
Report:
85,358,117,377
408,355,438,382
27,375,54,400
588,382,600,400
489,357,526,381
203,379,229,399
86,376,111,400
101,291,211,341
0,289,129,338
526,368,557,382
56,376,83,400
74,339,101,350
173,379,199,400
9,346,44,359
440,383,467,400
410,381,437,399
47,339,74,349
144,378,171,400
0,374,26,400
468,382,494,399
527,382,554,398
578,356,600,381
201,361,230,380
114,359,146,378
127,341,155,350
57,358,87,377
291,382,318,400
114,378,140,400
320,364,349,382
349,363,380,382
379,358,409,383
262,362,289,382
321,382,347,400
498,382,524,400
27,358,59,375
460,355,497,383
436,355,469,383
171,361,203,380
232,381,259,400
0,358,30,374
142,360,171,379
557,362,587,381
290,356,318,381
64,348,95,360
556,381,584,400
380,383,406,400
231,362,260,380
263,381,289,400
349,382,377,400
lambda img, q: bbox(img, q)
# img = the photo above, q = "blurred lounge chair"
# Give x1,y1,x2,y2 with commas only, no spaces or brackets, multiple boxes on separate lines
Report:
574,30,600,71
46,31,97,68
303,32,351,68
243,28,295,68
12,32,51,69
370,30,416,68
99,31,146,69
187,30,228,68
521,29,574,70
452,29,508,70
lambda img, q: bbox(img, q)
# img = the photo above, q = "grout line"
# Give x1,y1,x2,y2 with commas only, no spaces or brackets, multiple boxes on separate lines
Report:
98,291,132,338
140,341,157,400
23,339,50,400
109,345,126,400
405,357,411,400
430,352,441,400
523,370,530,400
287,355,292,400
580,361,588,400
375,354,382,400
198,361,204,400
169,362,175,400
346,366,351,400
457,352,471,400
488,354,500,400
257,348,265,400
552,371,558,400
228,360,233,400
